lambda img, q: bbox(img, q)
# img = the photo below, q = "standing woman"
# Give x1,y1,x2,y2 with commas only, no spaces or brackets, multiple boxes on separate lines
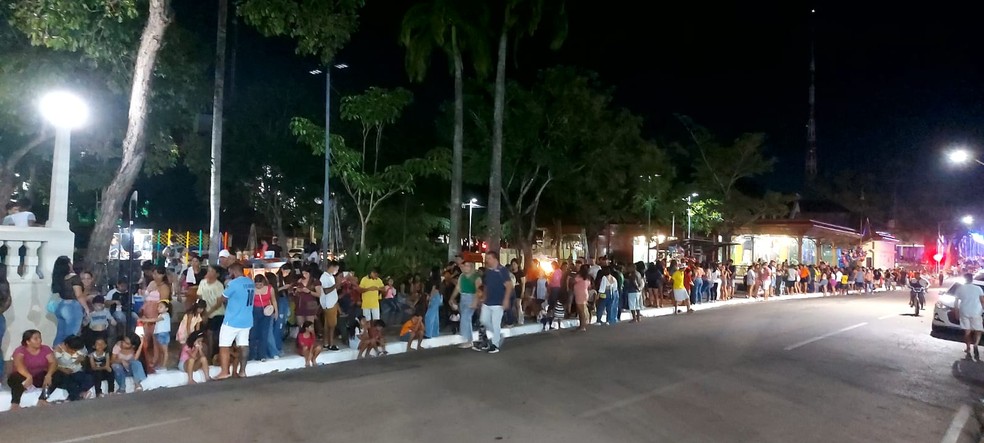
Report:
573,266,591,331
292,265,322,334
423,271,443,339
52,256,87,347
182,255,207,311
248,273,277,361
142,265,172,371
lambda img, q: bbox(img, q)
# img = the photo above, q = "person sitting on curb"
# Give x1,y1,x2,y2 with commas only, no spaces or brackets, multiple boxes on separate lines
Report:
296,321,322,367
400,315,425,352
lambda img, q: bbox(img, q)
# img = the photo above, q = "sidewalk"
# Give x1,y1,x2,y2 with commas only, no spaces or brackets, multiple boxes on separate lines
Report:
0,289,840,412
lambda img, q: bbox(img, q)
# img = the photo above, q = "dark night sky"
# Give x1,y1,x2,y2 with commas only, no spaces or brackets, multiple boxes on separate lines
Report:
140,1,984,231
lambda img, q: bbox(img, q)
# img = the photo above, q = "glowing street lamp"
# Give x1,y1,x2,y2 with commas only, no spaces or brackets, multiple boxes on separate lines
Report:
947,148,984,166
40,91,88,229
461,198,484,247
962,215,974,226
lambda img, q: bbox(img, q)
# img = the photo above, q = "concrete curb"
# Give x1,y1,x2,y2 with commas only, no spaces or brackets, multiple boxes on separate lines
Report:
0,289,841,412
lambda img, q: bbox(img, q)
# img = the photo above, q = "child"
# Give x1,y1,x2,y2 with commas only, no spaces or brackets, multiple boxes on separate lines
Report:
538,303,551,331
177,299,207,345
400,315,425,352
84,295,116,351
296,321,321,367
87,337,114,396
357,317,375,359
369,320,388,356
448,302,461,335
180,330,212,384
140,300,171,369
552,293,567,330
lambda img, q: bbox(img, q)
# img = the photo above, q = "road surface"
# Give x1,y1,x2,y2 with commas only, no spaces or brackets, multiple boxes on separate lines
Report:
4,290,981,443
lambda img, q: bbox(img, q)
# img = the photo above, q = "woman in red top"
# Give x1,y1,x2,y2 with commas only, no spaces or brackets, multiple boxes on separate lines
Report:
296,321,321,367
248,274,278,361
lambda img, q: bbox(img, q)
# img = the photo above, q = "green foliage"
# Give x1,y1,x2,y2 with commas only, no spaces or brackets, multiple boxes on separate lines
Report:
237,0,362,64
343,245,445,280
400,0,491,82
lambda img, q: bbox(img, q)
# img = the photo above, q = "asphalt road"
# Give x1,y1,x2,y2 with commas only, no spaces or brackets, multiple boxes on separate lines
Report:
4,290,981,443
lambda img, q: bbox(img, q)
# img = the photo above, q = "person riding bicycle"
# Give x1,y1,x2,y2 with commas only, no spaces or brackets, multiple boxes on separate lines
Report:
908,272,930,309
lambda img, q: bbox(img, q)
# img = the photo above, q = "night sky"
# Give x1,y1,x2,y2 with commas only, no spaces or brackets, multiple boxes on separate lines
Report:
139,1,984,230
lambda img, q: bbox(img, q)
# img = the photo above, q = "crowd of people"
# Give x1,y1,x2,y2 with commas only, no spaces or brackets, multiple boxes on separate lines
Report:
2,244,946,409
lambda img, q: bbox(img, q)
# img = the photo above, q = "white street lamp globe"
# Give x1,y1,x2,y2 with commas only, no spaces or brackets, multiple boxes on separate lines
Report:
948,149,971,164
40,91,89,129
470,198,477,203
962,215,974,226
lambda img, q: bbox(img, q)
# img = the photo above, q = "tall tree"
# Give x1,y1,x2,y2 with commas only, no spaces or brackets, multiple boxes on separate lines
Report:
401,0,490,261
9,0,175,270
208,0,229,259
486,0,567,253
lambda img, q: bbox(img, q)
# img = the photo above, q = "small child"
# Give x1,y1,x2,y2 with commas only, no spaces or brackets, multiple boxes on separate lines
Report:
400,315,425,352
87,337,114,396
552,294,567,330
368,320,388,356
140,300,171,369
176,299,206,345
538,303,551,331
296,321,321,367
448,302,461,335
84,295,116,351
180,330,211,384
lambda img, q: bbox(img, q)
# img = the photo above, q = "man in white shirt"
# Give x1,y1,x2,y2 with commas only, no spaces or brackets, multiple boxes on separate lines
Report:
2,199,37,227
954,273,984,360
319,261,340,351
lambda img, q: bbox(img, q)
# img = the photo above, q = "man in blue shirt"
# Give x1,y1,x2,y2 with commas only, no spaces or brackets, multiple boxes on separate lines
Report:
217,263,254,379
474,251,513,354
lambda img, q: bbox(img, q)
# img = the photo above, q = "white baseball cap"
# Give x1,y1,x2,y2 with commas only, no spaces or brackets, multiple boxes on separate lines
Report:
218,249,231,258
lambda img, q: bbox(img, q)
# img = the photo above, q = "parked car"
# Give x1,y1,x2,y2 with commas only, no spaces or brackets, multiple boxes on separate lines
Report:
932,280,984,332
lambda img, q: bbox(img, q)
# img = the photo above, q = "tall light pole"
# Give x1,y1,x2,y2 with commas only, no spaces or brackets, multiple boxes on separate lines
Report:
461,198,484,250
686,192,698,256
312,63,348,259
39,91,88,230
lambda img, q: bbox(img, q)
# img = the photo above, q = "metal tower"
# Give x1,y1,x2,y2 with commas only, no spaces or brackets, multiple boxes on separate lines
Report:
805,9,818,180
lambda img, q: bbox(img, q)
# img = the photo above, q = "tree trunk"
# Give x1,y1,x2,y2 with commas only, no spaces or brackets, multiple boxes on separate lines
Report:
208,0,229,260
447,27,464,261
84,0,172,273
359,218,367,251
486,26,508,253
554,218,562,260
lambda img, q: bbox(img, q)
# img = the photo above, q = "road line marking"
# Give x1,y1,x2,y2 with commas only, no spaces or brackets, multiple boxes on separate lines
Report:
49,417,190,443
878,314,896,320
784,322,869,351
941,404,971,443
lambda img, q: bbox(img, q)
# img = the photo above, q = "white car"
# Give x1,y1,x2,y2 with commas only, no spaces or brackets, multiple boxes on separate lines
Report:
932,280,984,332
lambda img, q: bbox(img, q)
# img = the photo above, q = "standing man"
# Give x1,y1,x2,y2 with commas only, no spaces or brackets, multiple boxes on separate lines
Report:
954,273,984,360
319,261,340,351
216,263,254,379
474,251,512,354
451,261,479,349
269,237,284,258
359,267,384,321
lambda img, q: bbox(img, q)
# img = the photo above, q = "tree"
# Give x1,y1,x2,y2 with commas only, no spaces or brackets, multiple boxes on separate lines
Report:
9,0,176,271
486,0,567,253
401,0,490,261
292,90,450,250
677,116,788,234
208,0,229,260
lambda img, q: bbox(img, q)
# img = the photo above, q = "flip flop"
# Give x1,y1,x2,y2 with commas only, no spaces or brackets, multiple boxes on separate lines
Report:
214,374,233,381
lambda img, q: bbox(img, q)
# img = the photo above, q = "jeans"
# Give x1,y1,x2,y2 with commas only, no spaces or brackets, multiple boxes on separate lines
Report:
112,361,146,392
54,299,84,347
607,290,620,325
459,293,475,342
480,304,505,348
249,307,273,360
692,279,704,304
267,297,289,355
50,371,94,401
596,297,609,323
0,314,5,377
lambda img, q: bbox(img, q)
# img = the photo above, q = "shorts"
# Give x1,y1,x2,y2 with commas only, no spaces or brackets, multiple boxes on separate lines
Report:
400,332,412,342
799,278,808,284
323,305,339,329
627,292,643,310
673,289,689,302
218,324,251,347
362,308,380,321
207,315,225,332
154,332,171,346
960,315,984,332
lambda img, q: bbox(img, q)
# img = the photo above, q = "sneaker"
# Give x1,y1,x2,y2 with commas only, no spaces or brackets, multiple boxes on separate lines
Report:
329,345,339,351
471,344,487,352
487,345,500,354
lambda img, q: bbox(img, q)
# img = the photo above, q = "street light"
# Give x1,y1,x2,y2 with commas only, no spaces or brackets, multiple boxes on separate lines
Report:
461,198,484,249
40,91,88,230
312,63,349,258
946,148,984,166
962,215,974,226
686,193,699,240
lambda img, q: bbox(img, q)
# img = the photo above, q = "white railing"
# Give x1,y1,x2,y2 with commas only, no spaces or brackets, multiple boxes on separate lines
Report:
0,227,75,360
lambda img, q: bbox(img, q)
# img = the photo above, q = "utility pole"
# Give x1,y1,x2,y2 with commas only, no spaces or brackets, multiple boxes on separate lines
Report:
805,8,818,182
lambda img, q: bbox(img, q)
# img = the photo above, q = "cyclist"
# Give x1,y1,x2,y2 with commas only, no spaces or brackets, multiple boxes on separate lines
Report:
908,271,930,310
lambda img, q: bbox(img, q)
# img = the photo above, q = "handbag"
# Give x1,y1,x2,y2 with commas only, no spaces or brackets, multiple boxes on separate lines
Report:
46,294,60,314
263,304,275,316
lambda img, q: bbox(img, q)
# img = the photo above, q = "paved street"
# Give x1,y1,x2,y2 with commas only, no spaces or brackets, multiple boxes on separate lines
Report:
4,290,981,443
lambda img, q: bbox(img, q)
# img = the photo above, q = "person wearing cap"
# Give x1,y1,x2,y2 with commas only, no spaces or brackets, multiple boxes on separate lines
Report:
83,295,116,351
217,249,234,283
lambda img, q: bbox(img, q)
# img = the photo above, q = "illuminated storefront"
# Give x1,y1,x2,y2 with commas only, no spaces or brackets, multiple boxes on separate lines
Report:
730,219,874,267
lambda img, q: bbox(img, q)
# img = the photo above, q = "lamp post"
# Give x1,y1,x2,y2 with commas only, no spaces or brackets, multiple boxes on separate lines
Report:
686,193,699,256
461,198,484,250
39,91,88,230
311,63,348,259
